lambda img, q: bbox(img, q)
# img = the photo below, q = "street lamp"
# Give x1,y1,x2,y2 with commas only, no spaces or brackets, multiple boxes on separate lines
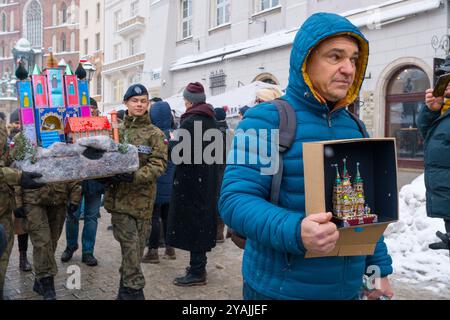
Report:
81,60,97,82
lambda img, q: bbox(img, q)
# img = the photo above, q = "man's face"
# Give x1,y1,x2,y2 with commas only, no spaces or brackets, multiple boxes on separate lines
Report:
90,107,99,117
444,83,450,98
306,36,359,103
125,95,149,116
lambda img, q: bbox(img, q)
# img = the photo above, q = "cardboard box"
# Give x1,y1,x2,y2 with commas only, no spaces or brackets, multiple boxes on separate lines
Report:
303,138,398,258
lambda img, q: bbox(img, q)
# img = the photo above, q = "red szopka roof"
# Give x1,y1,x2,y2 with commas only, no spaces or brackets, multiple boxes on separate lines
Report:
65,116,111,134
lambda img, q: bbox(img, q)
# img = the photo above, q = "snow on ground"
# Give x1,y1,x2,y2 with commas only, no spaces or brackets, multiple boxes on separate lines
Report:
385,174,449,290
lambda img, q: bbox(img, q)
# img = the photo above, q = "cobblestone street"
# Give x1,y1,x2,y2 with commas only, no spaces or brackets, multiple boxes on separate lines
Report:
3,209,449,300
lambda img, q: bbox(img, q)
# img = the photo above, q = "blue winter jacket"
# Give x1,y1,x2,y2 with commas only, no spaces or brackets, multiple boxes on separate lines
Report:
219,13,393,300
150,101,175,205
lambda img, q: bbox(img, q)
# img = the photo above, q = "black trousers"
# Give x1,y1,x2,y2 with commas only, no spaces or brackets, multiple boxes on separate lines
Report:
17,233,28,252
148,203,170,249
189,251,207,275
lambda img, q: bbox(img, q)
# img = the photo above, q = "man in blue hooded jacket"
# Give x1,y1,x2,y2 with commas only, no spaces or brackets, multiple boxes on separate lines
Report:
219,13,394,300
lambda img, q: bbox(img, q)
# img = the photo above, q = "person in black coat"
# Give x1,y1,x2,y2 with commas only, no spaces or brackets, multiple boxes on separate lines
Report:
166,82,220,286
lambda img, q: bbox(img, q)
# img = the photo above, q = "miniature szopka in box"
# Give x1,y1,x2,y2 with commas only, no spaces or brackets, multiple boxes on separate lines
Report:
332,158,378,227
11,49,139,183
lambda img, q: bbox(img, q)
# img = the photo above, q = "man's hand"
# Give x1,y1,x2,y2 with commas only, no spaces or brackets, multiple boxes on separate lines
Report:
365,277,394,300
20,171,44,189
425,88,444,112
13,207,27,219
67,203,79,220
301,212,339,255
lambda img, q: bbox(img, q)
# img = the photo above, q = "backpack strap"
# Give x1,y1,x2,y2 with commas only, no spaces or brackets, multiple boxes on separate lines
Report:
269,99,297,205
346,110,369,138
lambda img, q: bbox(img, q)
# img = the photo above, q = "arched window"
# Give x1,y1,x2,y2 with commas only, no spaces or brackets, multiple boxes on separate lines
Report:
25,0,42,47
1,41,5,57
385,66,430,168
60,33,66,52
61,2,68,24
1,12,6,32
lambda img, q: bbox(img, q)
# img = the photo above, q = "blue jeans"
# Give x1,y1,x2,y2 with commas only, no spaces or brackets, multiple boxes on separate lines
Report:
65,192,102,254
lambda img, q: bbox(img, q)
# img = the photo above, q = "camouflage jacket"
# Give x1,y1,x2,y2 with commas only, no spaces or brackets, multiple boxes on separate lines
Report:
17,181,82,208
104,112,168,220
0,119,21,217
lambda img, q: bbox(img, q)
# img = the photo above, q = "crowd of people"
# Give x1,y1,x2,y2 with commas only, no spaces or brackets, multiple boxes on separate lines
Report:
1,12,449,301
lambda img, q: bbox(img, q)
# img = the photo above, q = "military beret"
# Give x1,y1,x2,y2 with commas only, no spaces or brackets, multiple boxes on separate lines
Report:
123,83,149,101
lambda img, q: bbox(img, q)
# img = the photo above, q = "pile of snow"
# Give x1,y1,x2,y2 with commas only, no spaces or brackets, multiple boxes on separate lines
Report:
385,174,449,290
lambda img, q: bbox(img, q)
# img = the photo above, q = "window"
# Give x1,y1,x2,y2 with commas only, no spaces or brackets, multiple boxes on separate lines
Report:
84,38,88,55
84,10,88,27
9,11,13,32
1,12,6,32
130,36,139,56
1,41,5,57
60,33,67,52
181,0,192,39
96,74,102,96
70,32,75,52
113,78,123,102
215,0,230,26
95,33,100,51
61,2,68,24
385,66,430,168
131,0,139,17
113,43,121,60
25,0,42,47
96,2,101,21
114,10,122,31
209,69,226,96
52,3,57,26
259,0,279,11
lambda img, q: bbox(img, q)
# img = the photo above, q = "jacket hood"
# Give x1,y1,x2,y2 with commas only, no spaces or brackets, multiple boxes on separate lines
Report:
286,12,369,110
150,101,173,131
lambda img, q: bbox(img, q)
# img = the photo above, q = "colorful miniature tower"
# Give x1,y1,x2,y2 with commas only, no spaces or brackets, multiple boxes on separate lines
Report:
353,162,366,216
332,164,343,219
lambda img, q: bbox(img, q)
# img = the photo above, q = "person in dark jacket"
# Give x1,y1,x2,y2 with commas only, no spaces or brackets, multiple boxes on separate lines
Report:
419,83,450,251
166,82,220,286
141,101,177,263
61,99,105,267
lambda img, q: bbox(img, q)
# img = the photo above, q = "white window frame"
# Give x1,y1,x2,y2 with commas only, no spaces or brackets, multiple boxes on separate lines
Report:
129,36,139,56
130,0,139,17
95,33,100,51
113,43,121,60
215,0,230,27
180,0,192,39
257,0,279,12
114,10,122,31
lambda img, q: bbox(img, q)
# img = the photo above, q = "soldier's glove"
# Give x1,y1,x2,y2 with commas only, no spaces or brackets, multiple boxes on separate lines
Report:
13,207,27,219
82,147,106,160
111,173,134,183
67,203,79,220
20,171,45,189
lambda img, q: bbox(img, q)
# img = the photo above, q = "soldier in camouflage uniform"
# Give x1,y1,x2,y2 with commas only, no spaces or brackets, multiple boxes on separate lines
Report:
0,119,43,300
104,84,168,300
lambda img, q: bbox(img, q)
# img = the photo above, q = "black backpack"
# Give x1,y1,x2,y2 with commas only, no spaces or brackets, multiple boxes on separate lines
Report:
229,99,367,249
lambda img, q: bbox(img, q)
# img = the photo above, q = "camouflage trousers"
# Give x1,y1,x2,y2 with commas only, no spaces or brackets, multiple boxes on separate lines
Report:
23,204,66,280
111,213,151,290
0,211,13,292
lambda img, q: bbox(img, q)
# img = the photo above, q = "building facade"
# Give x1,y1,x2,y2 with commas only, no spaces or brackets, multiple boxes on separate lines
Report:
79,0,104,106
0,0,80,121
103,0,148,112
143,0,447,169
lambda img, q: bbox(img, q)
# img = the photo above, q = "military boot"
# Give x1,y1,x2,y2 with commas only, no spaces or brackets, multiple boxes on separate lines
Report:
117,287,145,300
19,251,32,272
39,276,56,300
141,248,159,264
173,270,207,287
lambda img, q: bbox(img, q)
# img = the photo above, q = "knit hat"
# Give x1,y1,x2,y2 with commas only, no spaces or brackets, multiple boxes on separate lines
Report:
123,83,149,101
183,82,206,104
255,87,283,103
239,106,250,117
214,107,227,121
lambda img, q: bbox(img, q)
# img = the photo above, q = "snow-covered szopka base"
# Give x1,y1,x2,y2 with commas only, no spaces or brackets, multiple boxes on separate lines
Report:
385,174,449,293
12,136,139,183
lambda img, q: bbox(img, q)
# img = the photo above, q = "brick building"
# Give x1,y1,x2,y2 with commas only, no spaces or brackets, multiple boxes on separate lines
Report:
0,0,80,120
